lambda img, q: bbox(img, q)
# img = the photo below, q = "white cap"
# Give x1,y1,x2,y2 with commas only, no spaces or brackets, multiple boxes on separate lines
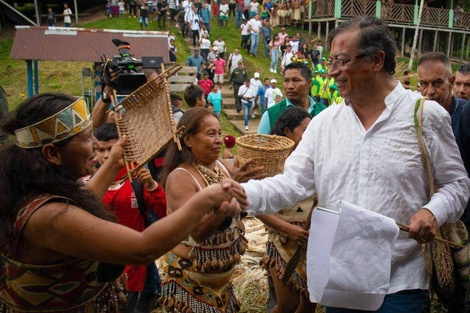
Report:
212,46,218,51
254,72,260,78
271,79,277,83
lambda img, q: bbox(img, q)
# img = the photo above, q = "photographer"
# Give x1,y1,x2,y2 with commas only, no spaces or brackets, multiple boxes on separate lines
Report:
238,79,256,131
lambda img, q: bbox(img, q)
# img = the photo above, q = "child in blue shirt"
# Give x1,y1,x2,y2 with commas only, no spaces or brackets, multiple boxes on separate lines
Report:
207,84,223,117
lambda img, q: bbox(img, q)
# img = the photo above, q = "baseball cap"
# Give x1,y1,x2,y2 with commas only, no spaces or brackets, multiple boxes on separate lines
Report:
271,79,277,84
254,72,260,78
194,49,200,53
212,46,218,51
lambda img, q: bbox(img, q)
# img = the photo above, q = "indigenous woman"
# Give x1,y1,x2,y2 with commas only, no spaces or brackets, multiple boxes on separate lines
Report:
0,93,244,313
159,108,247,313
258,106,317,313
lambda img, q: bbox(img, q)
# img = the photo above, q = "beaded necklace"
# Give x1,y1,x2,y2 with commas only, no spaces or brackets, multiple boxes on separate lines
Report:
193,162,227,186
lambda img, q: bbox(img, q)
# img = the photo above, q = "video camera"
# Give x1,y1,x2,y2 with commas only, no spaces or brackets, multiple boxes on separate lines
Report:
101,38,147,95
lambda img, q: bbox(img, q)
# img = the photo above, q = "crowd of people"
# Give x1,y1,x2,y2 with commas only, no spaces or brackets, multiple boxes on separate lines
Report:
2,3,470,313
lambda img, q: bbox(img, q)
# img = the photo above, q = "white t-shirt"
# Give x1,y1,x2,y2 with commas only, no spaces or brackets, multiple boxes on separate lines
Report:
63,8,72,24
200,38,211,49
290,40,300,53
250,78,262,95
249,1,259,13
220,3,229,16
229,53,243,72
238,85,256,103
241,23,250,36
247,18,262,34
214,40,226,53
264,87,283,108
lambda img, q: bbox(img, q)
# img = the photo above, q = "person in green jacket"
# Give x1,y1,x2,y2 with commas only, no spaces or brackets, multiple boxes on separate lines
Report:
258,62,327,134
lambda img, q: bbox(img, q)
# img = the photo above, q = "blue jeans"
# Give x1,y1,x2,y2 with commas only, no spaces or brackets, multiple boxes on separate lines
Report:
242,101,252,126
271,48,279,71
235,11,243,27
250,33,260,55
325,289,430,313
263,37,270,57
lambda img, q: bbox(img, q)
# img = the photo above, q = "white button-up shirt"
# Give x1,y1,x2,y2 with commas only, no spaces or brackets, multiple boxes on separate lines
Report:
243,82,470,293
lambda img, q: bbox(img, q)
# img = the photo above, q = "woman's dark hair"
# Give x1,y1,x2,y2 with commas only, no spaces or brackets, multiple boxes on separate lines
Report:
94,123,119,142
270,106,311,137
160,108,218,186
0,92,114,256
328,16,397,75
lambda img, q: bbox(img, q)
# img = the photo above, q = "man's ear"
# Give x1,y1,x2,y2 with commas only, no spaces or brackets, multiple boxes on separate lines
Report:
41,143,63,166
372,50,385,72
449,75,455,87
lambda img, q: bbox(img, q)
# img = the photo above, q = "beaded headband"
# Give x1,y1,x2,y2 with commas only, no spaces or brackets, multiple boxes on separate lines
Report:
15,98,92,149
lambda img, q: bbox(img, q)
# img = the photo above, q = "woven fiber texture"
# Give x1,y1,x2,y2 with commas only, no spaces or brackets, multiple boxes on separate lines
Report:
237,134,294,177
116,74,176,177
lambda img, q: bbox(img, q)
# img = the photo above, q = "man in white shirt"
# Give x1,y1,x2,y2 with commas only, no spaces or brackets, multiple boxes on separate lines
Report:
227,49,243,73
63,3,72,27
238,79,256,130
219,0,229,27
250,72,262,117
247,14,262,56
241,16,470,312
264,79,283,109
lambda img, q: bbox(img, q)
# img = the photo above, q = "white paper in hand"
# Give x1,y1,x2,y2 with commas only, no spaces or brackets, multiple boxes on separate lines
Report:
307,201,400,310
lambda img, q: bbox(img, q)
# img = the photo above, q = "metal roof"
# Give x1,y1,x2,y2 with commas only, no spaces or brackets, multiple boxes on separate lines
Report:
10,26,170,63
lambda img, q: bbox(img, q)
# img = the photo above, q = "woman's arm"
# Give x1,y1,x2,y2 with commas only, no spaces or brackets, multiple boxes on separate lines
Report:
257,214,308,245
24,180,245,265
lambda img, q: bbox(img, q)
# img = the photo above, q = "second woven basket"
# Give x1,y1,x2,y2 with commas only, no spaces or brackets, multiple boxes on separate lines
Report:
237,134,295,177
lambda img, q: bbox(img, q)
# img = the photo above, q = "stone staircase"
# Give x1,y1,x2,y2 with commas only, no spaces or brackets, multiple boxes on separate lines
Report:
183,37,261,135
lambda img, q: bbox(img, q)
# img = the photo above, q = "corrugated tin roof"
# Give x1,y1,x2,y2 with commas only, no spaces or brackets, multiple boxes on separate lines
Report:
10,26,170,63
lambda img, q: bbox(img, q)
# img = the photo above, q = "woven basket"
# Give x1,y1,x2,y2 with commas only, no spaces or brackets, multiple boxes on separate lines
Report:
237,134,295,177
115,65,179,179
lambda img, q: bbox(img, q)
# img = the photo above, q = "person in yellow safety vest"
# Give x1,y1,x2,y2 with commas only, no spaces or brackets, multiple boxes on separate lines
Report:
311,70,322,101
315,57,328,72
317,69,329,106
328,82,344,106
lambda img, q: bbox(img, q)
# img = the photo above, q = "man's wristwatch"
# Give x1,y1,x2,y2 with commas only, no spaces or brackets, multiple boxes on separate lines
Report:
102,92,112,104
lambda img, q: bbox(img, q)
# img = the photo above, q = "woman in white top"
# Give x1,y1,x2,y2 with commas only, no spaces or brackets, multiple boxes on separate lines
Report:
199,33,212,61
281,44,294,73
213,35,226,59
249,0,259,18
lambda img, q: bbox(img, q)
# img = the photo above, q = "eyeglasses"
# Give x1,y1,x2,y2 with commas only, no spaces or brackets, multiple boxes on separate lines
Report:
327,53,367,70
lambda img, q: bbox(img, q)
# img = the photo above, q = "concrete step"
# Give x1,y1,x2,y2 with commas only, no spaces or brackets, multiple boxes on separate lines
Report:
224,108,261,121
223,102,236,110
228,119,260,135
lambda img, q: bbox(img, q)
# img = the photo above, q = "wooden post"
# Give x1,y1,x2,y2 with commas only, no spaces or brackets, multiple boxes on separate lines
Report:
34,0,41,26
325,20,329,44
318,21,321,40
308,0,312,35
460,32,466,64
433,30,438,51
74,0,79,26
401,27,405,58
447,32,452,58
408,0,425,69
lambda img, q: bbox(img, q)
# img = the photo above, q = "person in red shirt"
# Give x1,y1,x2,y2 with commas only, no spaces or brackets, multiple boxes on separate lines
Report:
94,123,167,312
198,71,214,100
